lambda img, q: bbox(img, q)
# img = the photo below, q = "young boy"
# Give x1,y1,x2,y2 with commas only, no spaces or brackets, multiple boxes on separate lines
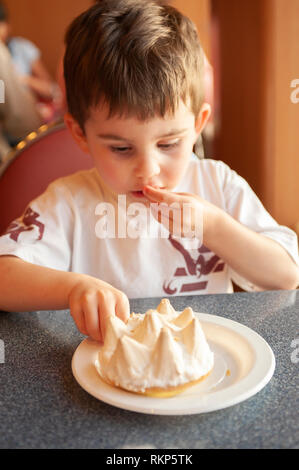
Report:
0,0,298,342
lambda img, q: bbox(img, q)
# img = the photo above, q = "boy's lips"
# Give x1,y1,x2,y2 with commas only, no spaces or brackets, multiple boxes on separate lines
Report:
130,190,146,199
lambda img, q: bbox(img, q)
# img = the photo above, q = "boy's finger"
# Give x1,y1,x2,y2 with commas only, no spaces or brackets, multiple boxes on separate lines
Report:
115,293,130,324
151,205,182,236
82,294,103,341
143,186,177,203
70,307,88,336
150,205,162,224
144,186,192,206
150,203,175,222
98,298,116,341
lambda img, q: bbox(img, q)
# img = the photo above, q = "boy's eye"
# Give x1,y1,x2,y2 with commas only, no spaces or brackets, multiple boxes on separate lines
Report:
158,141,180,150
110,140,180,154
110,146,131,154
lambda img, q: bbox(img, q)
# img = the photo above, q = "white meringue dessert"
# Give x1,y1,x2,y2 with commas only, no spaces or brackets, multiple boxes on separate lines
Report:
95,299,214,397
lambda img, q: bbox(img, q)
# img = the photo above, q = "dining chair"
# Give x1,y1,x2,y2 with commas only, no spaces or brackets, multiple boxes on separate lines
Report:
0,120,94,235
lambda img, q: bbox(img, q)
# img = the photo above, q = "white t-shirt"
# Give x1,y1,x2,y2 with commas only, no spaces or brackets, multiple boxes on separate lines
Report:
0,156,298,298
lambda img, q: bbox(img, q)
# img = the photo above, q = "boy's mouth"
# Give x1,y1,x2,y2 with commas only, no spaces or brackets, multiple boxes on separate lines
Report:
130,190,146,199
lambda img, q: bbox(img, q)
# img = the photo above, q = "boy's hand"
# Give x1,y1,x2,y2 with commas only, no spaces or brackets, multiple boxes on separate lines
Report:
68,276,130,342
143,185,220,242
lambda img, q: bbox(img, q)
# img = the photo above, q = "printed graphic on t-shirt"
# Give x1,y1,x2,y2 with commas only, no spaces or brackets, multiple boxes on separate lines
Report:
163,234,225,294
5,207,45,242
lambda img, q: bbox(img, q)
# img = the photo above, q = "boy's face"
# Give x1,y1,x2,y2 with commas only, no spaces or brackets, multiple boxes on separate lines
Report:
66,100,210,201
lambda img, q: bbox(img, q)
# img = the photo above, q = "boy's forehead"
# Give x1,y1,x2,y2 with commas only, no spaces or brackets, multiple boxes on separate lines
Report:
87,99,196,129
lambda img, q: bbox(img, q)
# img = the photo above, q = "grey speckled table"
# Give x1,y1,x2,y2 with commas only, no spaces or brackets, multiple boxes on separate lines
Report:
0,290,298,449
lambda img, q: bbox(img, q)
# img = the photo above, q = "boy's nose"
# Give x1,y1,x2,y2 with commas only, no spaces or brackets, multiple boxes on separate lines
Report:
134,156,161,181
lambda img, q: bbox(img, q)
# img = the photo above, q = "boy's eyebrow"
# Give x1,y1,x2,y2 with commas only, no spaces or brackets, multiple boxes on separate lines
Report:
157,128,189,138
97,128,189,141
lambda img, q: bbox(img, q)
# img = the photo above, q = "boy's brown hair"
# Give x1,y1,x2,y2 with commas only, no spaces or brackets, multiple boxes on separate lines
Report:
64,0,205,129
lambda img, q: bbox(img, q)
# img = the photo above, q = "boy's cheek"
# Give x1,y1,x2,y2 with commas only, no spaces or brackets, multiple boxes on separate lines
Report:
165,160,190,188
94,162,130,193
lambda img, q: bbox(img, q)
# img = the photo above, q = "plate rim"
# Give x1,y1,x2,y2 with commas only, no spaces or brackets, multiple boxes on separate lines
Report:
71,312,275,415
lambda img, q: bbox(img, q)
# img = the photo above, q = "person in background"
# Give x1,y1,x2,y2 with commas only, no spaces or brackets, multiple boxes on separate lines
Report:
0,1,62,125
0,39,42,162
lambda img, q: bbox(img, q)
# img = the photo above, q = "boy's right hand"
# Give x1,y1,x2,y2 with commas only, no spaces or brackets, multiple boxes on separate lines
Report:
68,275,130,342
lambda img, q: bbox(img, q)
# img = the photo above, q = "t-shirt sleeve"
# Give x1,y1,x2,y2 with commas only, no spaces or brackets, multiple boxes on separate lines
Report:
217,161,299,291
0,181,73,271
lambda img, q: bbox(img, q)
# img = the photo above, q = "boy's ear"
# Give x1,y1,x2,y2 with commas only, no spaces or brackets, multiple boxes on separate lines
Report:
64,113,90,154
194,103,211,136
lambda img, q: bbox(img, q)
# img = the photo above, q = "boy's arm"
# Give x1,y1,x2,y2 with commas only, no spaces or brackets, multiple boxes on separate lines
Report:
0,255,80,311
0,256,130,341
144,186,299,291
205,210,299,290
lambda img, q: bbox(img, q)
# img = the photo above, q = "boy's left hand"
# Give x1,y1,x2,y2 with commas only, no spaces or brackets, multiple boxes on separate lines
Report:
143,185,220,242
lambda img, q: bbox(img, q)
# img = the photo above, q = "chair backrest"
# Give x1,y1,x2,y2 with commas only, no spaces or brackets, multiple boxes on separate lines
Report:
0,121,94,235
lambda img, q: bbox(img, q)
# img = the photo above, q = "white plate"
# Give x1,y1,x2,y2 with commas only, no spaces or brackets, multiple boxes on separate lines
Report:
71,312,275,415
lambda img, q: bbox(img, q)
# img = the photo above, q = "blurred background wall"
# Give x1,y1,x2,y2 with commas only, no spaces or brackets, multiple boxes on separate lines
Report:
6,0,211,77
5,0,299,233
212,0,299,233
6,0,93,77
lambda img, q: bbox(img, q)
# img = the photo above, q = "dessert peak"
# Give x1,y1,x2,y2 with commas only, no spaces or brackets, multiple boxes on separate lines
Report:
95,299,214,396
